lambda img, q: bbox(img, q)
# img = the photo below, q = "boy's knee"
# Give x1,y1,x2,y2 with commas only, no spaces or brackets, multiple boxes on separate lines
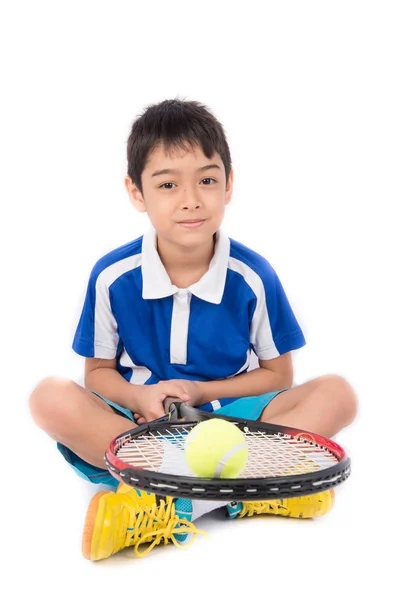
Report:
29,376,75,429
319,374,358,425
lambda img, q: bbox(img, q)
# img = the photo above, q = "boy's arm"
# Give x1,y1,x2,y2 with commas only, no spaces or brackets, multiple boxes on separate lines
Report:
84,357,142,410
84,352,293,411
197,353,294,405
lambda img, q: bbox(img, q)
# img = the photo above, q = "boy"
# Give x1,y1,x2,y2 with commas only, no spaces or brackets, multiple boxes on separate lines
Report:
29,98,358,561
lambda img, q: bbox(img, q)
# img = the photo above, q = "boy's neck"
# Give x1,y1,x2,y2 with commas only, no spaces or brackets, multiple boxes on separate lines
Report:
156,233,216,288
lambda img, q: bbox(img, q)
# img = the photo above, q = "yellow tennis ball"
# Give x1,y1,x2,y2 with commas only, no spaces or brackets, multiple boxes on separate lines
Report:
184,419,248,478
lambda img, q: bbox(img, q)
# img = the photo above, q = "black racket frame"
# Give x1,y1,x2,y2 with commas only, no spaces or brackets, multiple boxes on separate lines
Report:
105,402,351,501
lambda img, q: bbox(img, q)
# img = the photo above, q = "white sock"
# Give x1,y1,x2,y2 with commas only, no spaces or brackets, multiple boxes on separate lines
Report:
191,499,229,521
158,439,229,519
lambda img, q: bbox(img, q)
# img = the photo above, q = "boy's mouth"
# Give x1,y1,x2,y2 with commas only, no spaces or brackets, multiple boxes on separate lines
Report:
177,219,206,229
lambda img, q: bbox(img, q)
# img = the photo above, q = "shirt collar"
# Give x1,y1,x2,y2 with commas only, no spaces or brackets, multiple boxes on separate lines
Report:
141,226,230,304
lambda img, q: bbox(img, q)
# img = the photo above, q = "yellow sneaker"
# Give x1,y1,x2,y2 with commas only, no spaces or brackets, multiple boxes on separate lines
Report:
227,490,335,519
116,483,133,494
116,482,147,498
82,487,202,561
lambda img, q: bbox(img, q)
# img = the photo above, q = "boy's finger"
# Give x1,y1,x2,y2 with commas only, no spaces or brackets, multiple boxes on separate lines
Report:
170,387,191,400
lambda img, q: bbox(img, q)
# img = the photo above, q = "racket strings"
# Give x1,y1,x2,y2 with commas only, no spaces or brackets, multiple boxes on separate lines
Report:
244,431,336,477
116,425,339,478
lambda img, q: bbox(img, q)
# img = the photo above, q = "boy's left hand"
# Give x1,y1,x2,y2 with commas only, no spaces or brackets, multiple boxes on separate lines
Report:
167,379,204,406
133,379,204,424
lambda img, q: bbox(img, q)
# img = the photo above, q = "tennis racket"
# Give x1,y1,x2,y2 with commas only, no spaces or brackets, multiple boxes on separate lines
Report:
105,399,351,501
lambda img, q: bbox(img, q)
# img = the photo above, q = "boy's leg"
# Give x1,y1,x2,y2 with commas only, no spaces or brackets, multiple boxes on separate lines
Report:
259,374,358,438
29,377,206,560
223,375,357,522
29,374,357,559
29,376,135,468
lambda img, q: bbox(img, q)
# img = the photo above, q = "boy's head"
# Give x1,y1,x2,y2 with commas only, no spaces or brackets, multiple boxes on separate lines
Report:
125,98,233,250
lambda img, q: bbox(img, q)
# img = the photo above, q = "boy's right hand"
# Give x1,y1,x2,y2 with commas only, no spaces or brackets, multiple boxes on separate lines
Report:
133,381,191,423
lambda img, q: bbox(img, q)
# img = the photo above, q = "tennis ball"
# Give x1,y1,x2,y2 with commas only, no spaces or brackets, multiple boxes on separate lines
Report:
184,419,248,478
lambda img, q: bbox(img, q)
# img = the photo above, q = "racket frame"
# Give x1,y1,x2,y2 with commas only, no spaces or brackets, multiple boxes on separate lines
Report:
105,405,351,501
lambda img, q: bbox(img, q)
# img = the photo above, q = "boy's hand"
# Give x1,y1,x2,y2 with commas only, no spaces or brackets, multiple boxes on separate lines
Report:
133,379,204,424
166,379,204,407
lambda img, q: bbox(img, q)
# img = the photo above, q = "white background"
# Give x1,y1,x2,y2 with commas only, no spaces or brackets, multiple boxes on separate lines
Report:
2,1,399,597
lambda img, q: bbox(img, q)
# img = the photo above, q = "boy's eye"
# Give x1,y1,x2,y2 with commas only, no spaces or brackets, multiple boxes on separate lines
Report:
159,178,216,189
159,182,176,189
160,181,175,190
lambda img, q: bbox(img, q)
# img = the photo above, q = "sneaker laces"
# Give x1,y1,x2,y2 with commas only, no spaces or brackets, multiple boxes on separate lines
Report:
239,500,288,518
125,498,207,558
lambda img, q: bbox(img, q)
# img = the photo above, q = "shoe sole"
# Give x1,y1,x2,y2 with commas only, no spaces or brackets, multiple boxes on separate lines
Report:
82,491,110,560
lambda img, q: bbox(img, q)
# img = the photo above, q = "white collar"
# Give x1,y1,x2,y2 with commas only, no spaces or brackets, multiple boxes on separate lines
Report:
141,226,230,304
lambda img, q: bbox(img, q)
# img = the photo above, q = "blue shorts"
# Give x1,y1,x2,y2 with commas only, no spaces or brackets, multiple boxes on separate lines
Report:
57,388,287,488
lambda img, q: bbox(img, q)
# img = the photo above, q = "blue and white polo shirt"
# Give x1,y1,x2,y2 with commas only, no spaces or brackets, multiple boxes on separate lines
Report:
72,227,306,410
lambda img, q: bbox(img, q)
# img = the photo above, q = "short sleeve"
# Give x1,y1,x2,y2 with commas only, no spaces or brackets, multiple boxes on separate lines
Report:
72,265,120,359
250,265,306,360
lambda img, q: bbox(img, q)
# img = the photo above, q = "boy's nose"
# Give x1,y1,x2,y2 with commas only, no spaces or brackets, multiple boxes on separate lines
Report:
181,189,201,210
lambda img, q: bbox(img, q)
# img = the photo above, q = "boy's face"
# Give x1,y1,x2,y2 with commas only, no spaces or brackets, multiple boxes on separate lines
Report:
125,142,233,250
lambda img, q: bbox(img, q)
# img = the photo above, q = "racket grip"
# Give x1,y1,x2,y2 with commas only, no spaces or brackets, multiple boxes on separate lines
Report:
163,396,182,413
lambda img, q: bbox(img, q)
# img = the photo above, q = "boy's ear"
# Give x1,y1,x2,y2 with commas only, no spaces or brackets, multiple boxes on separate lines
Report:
224,168,234,206
124,176,147,213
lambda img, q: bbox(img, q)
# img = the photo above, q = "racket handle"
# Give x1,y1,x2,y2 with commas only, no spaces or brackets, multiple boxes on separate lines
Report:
163,396,183,413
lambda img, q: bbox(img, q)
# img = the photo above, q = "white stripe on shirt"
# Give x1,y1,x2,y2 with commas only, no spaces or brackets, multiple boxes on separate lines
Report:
94,254,142,358
228,257,279,359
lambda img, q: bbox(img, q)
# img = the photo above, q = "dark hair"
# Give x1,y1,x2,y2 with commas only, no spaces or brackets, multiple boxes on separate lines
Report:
127,98,232,195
